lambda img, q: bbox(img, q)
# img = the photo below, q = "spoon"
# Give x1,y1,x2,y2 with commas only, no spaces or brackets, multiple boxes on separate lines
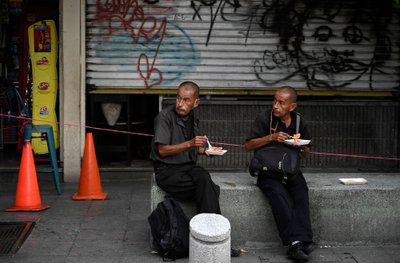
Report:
206,136,212,149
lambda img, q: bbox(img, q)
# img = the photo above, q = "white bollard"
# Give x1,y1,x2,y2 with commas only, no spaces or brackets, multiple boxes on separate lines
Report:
189,213,231,263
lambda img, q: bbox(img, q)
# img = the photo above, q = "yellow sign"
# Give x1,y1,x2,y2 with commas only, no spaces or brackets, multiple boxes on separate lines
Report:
28,20,59,154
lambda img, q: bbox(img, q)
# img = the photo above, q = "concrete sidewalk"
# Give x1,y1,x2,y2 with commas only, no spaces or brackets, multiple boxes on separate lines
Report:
0,170,399,263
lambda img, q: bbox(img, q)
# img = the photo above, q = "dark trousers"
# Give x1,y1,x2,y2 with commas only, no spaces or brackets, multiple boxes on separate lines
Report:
154,163,221,214
257,172,313,245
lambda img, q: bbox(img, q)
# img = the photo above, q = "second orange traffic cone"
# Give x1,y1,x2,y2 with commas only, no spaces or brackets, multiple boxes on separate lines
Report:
6,141,50,211
72,133,107,200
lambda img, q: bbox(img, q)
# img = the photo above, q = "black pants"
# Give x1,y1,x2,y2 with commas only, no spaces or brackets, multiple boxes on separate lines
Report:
257,172,313,246
154,163,221,214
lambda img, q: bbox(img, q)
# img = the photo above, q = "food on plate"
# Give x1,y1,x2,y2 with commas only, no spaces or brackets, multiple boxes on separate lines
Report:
208,147,223,152
292,133,301,142
284,133,309,146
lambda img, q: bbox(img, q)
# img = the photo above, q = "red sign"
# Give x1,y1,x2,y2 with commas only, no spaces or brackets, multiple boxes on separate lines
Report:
34,23,51,52
36,57,49,65
38,82,49,91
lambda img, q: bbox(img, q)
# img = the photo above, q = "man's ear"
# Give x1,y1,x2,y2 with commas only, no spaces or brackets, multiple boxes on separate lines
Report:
193,98,200,108
289,102,297,112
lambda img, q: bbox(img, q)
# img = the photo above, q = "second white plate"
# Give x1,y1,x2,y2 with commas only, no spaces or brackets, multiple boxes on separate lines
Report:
284,139,311,146
339,178,368,185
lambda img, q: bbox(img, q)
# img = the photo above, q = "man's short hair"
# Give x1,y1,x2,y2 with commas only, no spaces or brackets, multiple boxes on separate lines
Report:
278,86,297,103
178,81,200,98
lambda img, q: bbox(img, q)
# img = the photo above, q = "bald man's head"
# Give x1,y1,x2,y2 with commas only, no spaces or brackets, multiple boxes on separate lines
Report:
178,81,200,98
277,86,297,103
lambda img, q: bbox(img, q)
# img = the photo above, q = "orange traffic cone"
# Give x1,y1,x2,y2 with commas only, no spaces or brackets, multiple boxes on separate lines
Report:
72,133,107,200
6,141,50,211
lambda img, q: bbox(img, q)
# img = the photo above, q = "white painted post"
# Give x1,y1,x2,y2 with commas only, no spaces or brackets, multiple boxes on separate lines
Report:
189,213,231,263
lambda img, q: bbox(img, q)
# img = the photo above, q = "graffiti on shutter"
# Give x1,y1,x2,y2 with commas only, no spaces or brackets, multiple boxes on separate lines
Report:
86,0,400,91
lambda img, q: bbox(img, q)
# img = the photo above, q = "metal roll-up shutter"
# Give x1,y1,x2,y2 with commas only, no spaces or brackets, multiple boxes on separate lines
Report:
86,0,399,91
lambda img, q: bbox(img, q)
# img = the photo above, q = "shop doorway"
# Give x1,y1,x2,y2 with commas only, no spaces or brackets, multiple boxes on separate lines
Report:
0,0,59,170
87,93,159,168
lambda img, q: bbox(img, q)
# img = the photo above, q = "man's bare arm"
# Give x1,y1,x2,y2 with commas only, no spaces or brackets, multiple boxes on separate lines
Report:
158,136,208,157
245,132,290,151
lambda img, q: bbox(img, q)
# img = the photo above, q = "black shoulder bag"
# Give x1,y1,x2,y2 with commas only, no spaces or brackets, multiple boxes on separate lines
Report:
249,112,301,181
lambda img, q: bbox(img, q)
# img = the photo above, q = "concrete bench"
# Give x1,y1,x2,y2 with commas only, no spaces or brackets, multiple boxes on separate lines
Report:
150,172,400,247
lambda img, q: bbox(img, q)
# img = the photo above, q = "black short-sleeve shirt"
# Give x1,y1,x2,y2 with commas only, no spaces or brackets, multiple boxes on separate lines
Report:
246,109,311,145
150,105,200,164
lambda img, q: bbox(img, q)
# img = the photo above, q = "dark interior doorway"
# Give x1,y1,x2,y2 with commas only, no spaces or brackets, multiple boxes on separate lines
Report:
87,93,159,168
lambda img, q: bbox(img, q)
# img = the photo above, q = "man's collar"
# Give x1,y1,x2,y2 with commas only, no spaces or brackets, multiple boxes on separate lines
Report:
174,108,194,127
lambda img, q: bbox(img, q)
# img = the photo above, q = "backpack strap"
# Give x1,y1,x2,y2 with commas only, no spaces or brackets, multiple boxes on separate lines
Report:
161,201,177,245
295,112,300,134
161,199,179,261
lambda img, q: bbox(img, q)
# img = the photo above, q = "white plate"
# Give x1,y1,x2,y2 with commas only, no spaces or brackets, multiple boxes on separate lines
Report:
206,149,228,156
284,139,311,146
339,178,368,185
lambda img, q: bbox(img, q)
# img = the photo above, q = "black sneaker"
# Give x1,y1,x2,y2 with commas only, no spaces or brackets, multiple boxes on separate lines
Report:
302,242,316,255
287,242,309,262
231,248,241,257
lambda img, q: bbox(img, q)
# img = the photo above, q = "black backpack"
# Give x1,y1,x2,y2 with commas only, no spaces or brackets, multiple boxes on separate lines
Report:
249,144,300,181
249,112,301,181
148,198,189,261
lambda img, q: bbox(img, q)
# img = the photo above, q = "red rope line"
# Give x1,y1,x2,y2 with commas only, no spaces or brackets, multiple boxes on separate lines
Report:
210,141,244,147
310,151,400,161
0,113,154,137
1,113,399,161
